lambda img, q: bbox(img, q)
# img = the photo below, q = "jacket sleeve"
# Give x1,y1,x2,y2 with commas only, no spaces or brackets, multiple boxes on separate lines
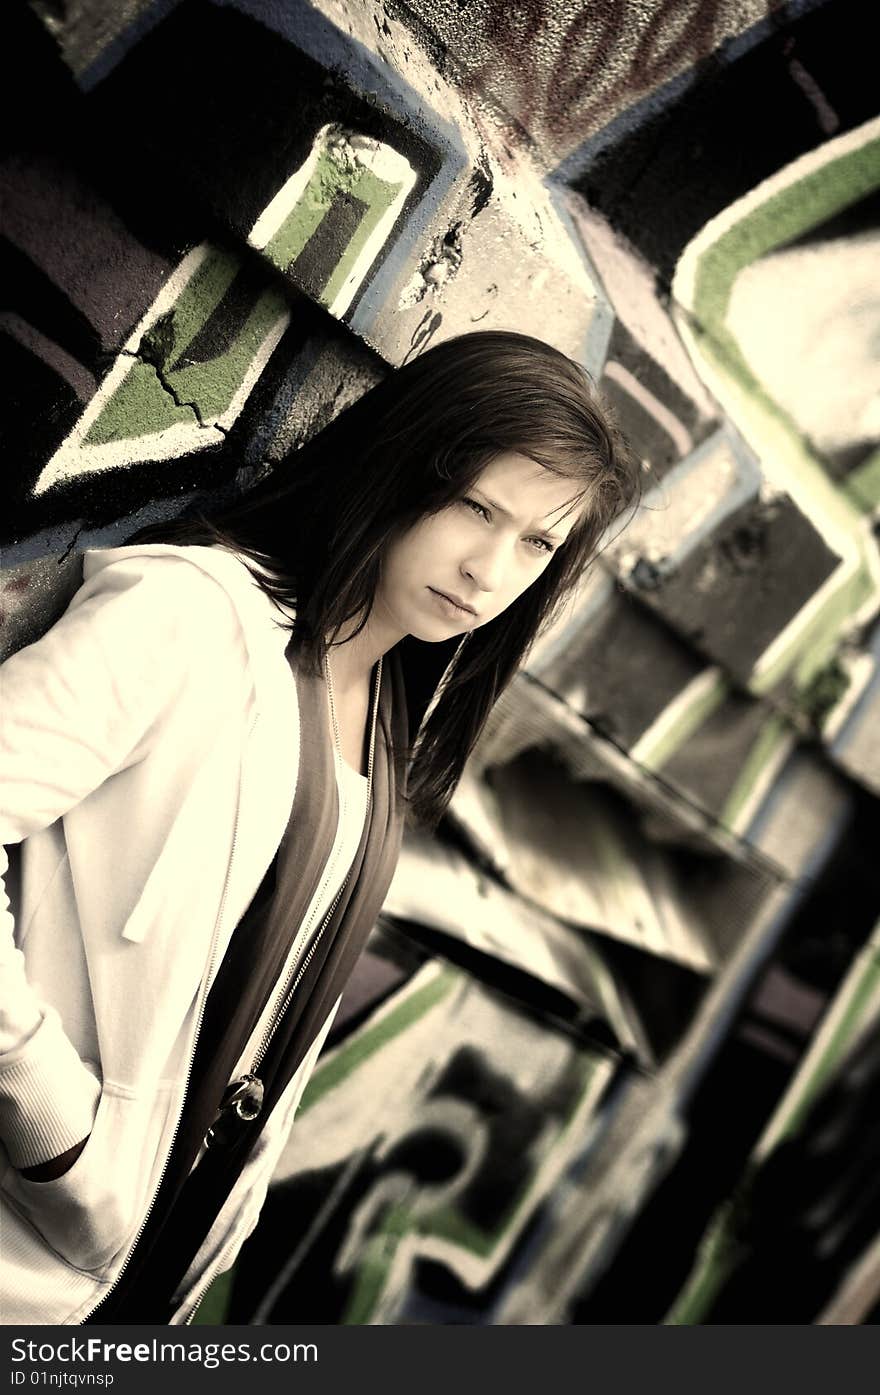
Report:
0,552,245,1170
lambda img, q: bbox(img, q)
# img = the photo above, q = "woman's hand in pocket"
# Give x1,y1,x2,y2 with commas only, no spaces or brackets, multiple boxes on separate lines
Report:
19,1137,88,1181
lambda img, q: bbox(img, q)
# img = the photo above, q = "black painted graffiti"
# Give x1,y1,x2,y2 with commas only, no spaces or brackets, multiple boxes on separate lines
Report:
227,1037,598,1323
395,0,755,150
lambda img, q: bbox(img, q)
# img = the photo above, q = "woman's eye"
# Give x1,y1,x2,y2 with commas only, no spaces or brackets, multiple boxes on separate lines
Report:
463,497,490,521
526,536,554,555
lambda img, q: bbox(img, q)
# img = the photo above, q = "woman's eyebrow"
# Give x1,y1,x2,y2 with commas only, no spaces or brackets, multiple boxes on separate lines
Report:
476,491,565,540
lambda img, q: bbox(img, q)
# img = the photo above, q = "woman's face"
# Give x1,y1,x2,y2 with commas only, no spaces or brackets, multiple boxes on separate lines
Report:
372,451,582,645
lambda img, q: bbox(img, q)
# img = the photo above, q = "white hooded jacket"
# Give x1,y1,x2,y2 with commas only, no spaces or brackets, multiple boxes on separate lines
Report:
0,544,341,1324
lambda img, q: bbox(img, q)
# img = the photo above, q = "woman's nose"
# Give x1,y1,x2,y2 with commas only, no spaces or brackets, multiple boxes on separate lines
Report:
461,539,507,592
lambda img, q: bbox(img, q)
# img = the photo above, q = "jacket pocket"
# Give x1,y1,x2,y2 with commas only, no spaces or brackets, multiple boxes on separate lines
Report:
1,1082,176,1276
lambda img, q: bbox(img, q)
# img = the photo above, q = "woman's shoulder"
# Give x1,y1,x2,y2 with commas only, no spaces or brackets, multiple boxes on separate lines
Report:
82,542,251,590
77,544,295,694
81,542,290,621
66,545,263,664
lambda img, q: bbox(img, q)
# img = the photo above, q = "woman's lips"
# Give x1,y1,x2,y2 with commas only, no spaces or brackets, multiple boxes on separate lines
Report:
428,588,478,619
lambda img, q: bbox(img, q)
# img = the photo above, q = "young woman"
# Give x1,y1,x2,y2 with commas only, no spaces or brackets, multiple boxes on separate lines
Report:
0,330,640,1324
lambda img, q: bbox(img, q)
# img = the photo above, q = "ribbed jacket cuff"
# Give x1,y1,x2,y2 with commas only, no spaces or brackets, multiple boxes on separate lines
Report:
0,1007,101,1169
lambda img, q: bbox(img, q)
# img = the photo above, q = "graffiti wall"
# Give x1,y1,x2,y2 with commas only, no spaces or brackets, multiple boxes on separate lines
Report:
3,0,879,1323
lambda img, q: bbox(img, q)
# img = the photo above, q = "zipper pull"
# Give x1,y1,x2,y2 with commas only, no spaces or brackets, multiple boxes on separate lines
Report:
204,1073,264,1149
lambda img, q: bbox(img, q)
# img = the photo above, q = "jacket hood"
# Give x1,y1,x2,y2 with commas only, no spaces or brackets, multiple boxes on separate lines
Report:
83,544,459,745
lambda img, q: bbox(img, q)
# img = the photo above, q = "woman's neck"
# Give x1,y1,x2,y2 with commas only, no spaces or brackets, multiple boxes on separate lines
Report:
326,606,400,695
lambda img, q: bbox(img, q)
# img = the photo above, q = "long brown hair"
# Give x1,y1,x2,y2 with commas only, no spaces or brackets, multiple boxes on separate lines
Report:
130,330,642,825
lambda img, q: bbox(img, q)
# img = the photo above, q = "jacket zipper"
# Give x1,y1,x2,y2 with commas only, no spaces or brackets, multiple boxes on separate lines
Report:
179,866,352,1326
182,1225,243,1325
80,744,246,1322
180,755,370,1322
180,862,353,1325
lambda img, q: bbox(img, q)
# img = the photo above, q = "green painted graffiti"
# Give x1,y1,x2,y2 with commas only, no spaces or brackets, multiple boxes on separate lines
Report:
250,125,417,317
33,125,416,495
85,247,289,447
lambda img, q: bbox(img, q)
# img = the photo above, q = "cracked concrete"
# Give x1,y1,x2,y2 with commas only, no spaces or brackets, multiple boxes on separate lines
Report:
397,220,465,308
115,347,230,435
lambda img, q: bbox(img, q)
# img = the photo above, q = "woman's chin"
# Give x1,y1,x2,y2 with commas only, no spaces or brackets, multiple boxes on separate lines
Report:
408,616,472,643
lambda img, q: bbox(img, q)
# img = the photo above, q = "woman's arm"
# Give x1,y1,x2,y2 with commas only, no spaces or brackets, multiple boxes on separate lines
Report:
0,847,101,1170
0,552,245,1173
